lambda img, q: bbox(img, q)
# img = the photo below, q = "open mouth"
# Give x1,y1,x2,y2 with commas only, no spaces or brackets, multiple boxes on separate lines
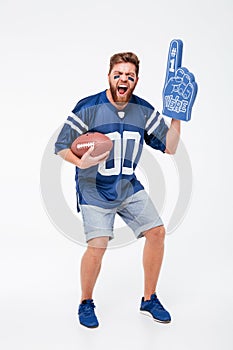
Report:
117,84,128,95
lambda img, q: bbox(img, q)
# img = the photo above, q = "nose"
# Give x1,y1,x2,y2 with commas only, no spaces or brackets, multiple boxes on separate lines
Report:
120,74,128,82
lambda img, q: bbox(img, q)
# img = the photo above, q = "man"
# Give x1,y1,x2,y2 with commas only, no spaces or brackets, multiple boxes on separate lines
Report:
55,52,180,328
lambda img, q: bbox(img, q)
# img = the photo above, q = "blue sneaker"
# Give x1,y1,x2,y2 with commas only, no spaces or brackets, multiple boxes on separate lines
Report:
78,299,99,328
140,293,171,323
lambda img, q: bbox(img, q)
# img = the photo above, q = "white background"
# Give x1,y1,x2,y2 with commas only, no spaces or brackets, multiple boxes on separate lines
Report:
1,0,233,349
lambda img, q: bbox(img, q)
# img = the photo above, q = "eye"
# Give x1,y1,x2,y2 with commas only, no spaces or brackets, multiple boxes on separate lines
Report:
128,76,135,82
114,75,120,80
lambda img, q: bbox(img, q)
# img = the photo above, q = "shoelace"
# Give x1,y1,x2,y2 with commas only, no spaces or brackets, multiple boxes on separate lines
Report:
151,296,165,310
79,301,95,317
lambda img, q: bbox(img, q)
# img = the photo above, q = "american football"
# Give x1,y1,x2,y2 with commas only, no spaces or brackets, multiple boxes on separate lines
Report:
71,132,113,158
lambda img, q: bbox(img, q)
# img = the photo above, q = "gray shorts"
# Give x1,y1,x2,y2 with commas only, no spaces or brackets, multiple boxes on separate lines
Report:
79,190,163,242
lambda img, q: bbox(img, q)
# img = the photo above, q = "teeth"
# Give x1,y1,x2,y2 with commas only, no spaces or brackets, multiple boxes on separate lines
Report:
119,85,127,88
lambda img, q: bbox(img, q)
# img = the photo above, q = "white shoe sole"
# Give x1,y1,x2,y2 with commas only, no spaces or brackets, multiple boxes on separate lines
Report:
140,310,171,324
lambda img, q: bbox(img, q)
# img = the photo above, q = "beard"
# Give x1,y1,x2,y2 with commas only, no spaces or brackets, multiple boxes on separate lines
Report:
109,82,135,106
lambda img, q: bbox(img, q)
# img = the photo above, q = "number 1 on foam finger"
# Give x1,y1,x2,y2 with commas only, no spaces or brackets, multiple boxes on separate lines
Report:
165,39,183,84
169,58,175,73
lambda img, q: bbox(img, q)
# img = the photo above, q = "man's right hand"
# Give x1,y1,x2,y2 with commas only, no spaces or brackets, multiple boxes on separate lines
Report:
58,147,110,169
78,146,110,169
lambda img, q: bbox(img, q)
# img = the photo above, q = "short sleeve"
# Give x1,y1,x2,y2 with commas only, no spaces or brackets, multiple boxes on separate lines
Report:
54,109,89,154
144,110,169,153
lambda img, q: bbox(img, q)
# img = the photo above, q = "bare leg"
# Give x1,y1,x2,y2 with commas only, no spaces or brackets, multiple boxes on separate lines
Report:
80,236,109,302
143,226,165,300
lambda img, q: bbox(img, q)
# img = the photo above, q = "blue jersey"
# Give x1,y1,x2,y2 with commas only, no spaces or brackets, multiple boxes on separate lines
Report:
55,90,168,209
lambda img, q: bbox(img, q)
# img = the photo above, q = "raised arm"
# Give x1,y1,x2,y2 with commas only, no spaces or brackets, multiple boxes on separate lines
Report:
165,119,180,154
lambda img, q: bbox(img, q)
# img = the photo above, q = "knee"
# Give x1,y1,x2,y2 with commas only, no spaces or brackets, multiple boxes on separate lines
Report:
88,247,106,262
87,237,108,259
144,225,166,244
83,245,107,267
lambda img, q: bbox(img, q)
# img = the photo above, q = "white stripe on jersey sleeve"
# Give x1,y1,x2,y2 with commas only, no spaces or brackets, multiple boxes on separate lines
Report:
147,114,163,135
65,120,83,134
145,110,159,129
71,112,88,131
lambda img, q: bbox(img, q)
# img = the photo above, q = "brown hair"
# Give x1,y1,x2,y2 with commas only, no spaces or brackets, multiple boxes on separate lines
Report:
109,52,140,76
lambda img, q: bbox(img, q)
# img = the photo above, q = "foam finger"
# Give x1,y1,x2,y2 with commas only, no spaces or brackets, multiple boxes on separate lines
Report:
165,39,183,84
